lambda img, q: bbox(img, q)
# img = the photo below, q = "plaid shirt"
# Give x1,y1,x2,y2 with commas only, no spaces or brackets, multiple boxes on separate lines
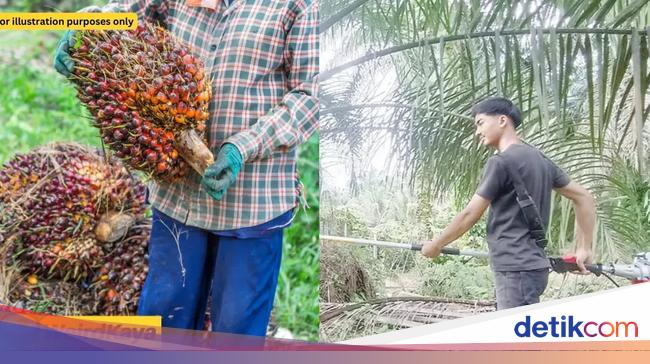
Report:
108,0,319,230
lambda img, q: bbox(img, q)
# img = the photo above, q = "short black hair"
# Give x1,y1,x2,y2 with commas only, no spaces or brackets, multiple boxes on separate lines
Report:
471,97,522,128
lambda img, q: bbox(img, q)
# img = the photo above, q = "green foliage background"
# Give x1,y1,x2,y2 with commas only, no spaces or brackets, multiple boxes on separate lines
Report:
319,1,650,315
0,28,319,340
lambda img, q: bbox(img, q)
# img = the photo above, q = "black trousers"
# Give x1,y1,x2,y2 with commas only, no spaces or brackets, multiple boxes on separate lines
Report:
493,268,549,310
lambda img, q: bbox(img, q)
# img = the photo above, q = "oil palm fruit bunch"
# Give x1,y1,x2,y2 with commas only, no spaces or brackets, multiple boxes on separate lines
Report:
0,143,146,282
68,22,214,180
92,221,150,315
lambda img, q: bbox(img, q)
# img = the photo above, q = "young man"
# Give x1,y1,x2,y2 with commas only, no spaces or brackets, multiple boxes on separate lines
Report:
54,0,318,335
421,97,596,310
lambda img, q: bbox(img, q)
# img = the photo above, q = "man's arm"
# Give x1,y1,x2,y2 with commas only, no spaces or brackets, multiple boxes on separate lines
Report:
555,181,596,273
225,1,319,162
421,194,490,258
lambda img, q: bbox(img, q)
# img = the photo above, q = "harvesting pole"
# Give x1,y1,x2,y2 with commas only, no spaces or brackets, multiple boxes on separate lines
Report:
320,235,488,258
320,235,650,283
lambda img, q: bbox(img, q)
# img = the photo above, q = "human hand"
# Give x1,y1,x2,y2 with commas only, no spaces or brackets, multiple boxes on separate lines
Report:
54,30,76,76
201,143,243,201
421,240,443,259
574,247,594,275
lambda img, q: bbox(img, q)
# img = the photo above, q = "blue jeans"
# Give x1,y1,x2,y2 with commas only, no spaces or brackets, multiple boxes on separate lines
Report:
137,208,290,336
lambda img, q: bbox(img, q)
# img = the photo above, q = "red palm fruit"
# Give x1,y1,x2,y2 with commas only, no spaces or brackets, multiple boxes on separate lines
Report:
137,134,150,145
181,54,194,65
146,151,157,163
156,92,168,103
113,130,125,141
156,162,168,174
106,289,117,300
198,91,208,102
130,145,141,156
195,68,204,81
180,88,190,103
99,43,112,52
186,63,197,76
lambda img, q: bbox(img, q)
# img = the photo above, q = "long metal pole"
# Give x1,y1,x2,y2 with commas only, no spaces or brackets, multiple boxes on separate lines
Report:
320,235,489,259
321,235,650,280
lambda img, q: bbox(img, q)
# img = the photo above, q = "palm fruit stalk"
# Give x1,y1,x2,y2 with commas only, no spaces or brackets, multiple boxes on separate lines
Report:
67,22,214,180
0,143,146,282
91,220,150,315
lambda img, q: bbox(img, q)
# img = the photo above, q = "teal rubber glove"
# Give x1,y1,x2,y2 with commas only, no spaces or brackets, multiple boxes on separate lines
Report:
201,143,243,201
54,29,76,77
53,5,122,76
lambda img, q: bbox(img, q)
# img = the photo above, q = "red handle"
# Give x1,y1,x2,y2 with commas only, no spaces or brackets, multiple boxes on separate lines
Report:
562,255,577,263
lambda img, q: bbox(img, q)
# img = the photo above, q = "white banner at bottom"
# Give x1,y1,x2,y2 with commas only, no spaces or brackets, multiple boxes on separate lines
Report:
344,283,650,345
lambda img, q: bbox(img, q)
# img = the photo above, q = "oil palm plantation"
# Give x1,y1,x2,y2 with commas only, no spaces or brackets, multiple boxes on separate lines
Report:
320,0,650,260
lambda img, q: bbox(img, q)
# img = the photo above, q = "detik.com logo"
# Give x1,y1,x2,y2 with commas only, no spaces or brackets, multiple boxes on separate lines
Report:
514,315,638,338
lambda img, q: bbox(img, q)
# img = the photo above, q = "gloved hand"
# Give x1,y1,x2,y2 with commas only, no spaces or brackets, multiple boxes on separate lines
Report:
53,5,123,76
201,143,243,201
54,29,77,76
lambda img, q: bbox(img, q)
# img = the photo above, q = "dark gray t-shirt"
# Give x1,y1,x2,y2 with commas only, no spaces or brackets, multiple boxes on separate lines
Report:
476,143,570,272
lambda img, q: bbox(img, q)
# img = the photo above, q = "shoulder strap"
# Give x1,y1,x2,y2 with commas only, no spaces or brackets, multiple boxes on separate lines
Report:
495,153,548,249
